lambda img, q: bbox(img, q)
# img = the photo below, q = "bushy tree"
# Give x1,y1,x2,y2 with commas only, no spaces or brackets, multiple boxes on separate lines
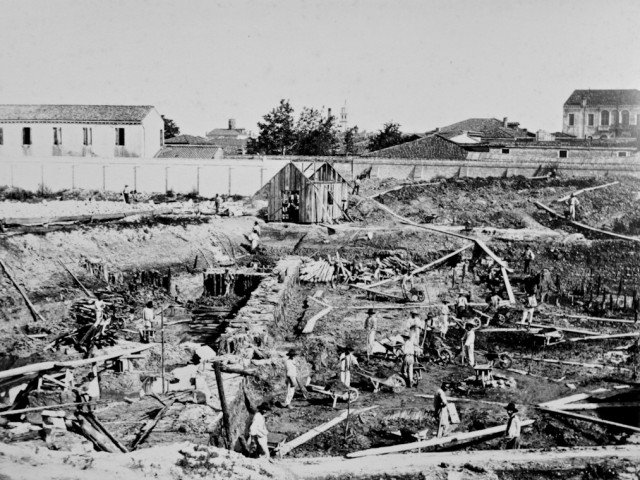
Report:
161,115,180,139
252,99,296,155
344,126,359,155
368,122,406,152
295,107,340,155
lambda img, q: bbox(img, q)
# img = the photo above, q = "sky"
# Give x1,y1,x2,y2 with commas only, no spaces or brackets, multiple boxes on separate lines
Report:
0,0,639,135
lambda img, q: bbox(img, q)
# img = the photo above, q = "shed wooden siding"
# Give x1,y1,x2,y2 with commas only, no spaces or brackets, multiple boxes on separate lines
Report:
262,162,349,223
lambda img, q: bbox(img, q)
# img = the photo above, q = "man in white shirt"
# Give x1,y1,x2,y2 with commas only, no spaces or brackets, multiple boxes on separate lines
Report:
461,323,476,366
567,193,580,221
364,308,378,362
339,347,359,387
523,246,535,274
247,404,270,458
521,294,537,327
282,350,297,408
456,292,469,318
434,382,450,438
504,402,522,449
402,336,415,387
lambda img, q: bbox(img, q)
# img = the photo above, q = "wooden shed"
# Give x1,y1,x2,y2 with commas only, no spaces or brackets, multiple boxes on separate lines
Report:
257,162,349,223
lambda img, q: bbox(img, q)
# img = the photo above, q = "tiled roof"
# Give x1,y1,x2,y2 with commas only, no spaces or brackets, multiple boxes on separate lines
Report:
564,89,640,107
206,128,247,137
165,135,213,145
365,134,469,159
436,118,530,139
155,145,224,159
0,104,155,123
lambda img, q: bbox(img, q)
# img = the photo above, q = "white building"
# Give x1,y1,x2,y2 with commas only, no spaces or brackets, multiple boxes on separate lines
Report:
0,104,164,158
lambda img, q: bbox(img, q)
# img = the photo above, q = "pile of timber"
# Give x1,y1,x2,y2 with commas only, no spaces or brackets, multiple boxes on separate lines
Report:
300,259,334,283
380,256,417,272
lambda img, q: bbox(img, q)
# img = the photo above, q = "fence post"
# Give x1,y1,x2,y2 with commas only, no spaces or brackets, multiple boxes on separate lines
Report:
196,166,201,195
165,166,169,193
133,166,138,191
228,167,232,196
71,164,76,189
10,164,14,187
40,164,44,191
102,165,106,191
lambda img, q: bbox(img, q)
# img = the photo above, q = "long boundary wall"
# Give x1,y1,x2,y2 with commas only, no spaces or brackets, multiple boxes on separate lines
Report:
1,154,640,196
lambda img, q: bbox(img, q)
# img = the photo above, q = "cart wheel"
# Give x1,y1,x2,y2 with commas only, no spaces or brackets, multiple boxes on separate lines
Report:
412,370,421,387
391,374,406,393
498,353,513,369
347,388,360,403
438,348,453,364
471,317,481,328
416,291,426,303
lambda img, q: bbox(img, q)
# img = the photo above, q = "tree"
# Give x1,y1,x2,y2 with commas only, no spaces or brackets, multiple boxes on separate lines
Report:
344,126,359,155
161,115,180,139
295,107,340,155
253,99,296,155
368,122,406,152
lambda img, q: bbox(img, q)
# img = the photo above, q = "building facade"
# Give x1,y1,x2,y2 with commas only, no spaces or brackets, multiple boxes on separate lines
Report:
0,105,164,158
562,90,640,139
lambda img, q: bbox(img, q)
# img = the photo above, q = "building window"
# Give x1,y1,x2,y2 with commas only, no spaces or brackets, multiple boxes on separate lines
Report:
502,148,510,154
22,127,32,145
559,150,568,158
568,114,575,126
621,110,630,126
618,152,628,157
601,110,609,126
115,127,125,146
83,127,93,146
53,127,62,145
0,128,3,145
588,114,594,126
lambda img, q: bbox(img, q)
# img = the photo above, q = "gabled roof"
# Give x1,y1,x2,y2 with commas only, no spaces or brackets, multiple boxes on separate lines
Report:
155,145,223,159
303,162,349,183
206,128,248,137
0,104,155,123
165,134,213,145
365,134,469,159
436,118,531,139
564,89,640,107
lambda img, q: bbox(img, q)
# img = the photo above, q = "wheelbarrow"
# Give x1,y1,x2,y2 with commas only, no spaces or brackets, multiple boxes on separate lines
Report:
475,349,514,369
306,379,359,409
355,367,407,394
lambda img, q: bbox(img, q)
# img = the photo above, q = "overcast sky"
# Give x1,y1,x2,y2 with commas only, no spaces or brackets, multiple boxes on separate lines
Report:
1,0,639,135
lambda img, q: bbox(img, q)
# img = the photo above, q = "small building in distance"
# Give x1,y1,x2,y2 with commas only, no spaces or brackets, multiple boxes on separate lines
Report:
256,162,349,224
205,119,250,155
562,89,640,139
0,104,164,158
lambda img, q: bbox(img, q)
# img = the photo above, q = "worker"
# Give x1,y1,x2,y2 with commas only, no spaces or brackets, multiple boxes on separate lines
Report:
94,298,106,323
523,246,535,274
504,402,522,449
352,177,361,195
437,302,450,339
461,322,476,366
402,335,416,388
247,403,270,459
364,308,378,362
373,257,384,280
224,268,236,296
339,346,359,387
489,292,502,311
214,194,222,214
521,293,537,327
401,274,414,299
408,310,424,342
81,366,100,403
250,230,260,253
434,382,450,438
282,350,297,408
567,192,580,221
456,291,469,318
252,221,261,237
122,184,131,204
139,301,155,342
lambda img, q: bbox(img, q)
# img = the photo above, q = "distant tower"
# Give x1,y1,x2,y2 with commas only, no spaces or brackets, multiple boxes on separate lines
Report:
340,101,348,131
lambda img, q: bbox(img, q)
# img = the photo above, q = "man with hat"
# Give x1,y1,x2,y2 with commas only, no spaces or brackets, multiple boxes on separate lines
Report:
504,402,522,449
461,322,476,366
247,403,270,458
434,382,451,438
456,291,469,318
339,346,359,387
402,334,416,387
364,308,378,362
282,350,298,408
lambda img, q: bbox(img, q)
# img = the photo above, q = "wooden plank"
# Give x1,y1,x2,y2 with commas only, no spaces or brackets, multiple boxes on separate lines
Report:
539,393,592,408
302,306,333,334
0,259,47,322
534,201,640,243
346,419,535,458
501,267,516,303
567,333,640,343
538,407,640,433
518,355,629,371
559,402,640,411
278,405,378,457
415,394,507,408
0,401,102,416
555,182,619,203
58,260,95,298
130,398,176,450
367,243,474,289
525,322,600,336
549,313,636,324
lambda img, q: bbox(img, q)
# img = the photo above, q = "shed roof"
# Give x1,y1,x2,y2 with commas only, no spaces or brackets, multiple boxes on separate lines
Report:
0,104,155,123
564,89,640,107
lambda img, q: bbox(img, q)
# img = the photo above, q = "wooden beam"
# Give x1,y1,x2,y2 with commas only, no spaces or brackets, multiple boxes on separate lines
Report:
130,398,176,450
346,420,535,458
567,333,640,343
0,401,102,417
555,182,619,203
559,402,640,411
519,355,629,371
277,405,378,457
367,243,474,289
415,394,507,408
525,322,600,336
538,407,640,433
501,267,516,303
0,259,47,322
539,393,592,409
302,306,333,334
58,260,95,298
549,313,636,325
534,201,640,243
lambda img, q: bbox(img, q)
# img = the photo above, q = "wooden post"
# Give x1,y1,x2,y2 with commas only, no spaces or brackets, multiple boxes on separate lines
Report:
214,362,232,449
40,164,44,191
196,167,201,195
165,167,169,193
161,307,165,394
102,165,106,191
71,164,76,189
10,164,14,187
228,167,232,196
133,166,138,191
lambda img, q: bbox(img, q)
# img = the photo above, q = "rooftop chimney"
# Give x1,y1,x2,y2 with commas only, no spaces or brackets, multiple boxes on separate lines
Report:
503,117,508,127
228,118,236,130
327,108,332,118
